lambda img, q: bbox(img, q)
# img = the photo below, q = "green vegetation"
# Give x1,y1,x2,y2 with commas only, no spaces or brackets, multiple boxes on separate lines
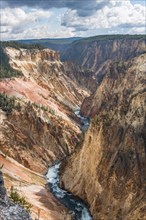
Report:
0,93,21,115
0,45,22,79
92,111,112,127
17,37,82,53
0,164,4,170
76,34,146,44
93,115,100,125
18,37,82,46
9,186,32,212
32,101,56,114
0,41,44,79
1,41,44,50
32,102,48,112
102,112,111,127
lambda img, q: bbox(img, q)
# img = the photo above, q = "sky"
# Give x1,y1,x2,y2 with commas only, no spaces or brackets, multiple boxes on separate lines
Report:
0,0,146,40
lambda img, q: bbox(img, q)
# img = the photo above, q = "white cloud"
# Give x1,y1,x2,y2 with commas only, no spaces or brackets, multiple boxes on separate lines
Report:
0,7,53,40
1,0,113,17
1,24,75,41
1,8,52,26
61,0,146,34
127,27,146,34
0,0,145,40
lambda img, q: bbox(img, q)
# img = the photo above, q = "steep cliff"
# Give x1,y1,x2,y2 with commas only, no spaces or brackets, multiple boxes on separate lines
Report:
4,47,88,108
0,47,89,174
0,171,32,220
0,151,73,220
63,61,97,93
0,103,82,174
61,53,146,220
62,36,146,83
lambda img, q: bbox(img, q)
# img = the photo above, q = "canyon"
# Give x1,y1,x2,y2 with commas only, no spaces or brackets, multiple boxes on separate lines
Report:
61,53,146,220
0,35,146,220
0,44,88,219
62,36,146,84
0,46,89,174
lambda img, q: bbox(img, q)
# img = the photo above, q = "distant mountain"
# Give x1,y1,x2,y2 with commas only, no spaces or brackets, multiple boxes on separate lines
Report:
17,37,83,53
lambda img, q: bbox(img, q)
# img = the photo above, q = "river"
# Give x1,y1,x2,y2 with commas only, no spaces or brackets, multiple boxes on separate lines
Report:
46,110,92,220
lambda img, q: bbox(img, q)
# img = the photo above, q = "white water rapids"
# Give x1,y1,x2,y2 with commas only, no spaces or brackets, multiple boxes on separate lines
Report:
46,110,92,220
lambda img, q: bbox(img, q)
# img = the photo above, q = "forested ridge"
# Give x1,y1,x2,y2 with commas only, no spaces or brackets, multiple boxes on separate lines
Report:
0,41,44,79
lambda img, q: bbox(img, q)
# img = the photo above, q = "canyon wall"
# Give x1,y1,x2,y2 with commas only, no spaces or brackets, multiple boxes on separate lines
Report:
63,61,97,93
63,37,146,83
61,53,146,220
0,47,88,174
0,171,31,220
1,38,146,219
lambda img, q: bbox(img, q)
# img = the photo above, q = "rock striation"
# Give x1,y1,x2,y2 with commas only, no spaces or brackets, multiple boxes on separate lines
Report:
1,38,146,219
0,47,88,174
63,61,97,93
0,103,83,174
60,53,146,220
63,37,146,84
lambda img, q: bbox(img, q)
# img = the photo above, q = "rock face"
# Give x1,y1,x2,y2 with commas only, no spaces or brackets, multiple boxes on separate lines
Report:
0,104,82,174
6,47,60,62
0,171,31,220
63,37,146,83
1,39,146,219
60,53,146,220
0,171,7,201
0,47,89,174
63,61,97,93
4,47,88,108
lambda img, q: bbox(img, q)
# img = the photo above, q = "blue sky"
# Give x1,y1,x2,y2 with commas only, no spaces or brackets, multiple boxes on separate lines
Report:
131,0,145,5
1,0,146,40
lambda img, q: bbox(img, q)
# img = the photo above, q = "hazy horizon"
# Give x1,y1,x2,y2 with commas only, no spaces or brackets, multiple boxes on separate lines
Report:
1,0,146,41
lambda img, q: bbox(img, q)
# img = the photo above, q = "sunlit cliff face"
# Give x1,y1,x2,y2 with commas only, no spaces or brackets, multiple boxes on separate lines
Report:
61,53,146,220
3,47,88,108
0,36,146,220
0,47,89,173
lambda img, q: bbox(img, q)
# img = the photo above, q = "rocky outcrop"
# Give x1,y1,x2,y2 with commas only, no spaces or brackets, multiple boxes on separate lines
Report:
62,36,146,83
4,47,88,108
0,103,82,174
0,171,7,201
0,47,89,174
5,47,60,62
60,53,146,220
0,171,31,220
64,61,97,93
